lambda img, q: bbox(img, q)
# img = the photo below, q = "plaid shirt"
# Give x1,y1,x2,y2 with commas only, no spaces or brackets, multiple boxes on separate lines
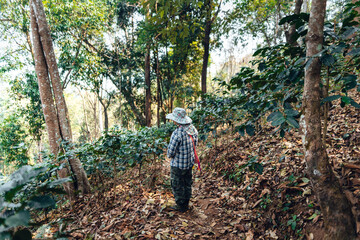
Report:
167,126,198,169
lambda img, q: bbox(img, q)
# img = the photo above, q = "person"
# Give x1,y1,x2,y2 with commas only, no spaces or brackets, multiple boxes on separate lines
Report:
166,107,198,212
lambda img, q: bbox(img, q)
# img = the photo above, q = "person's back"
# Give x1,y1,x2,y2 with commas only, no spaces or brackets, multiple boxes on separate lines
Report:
166,108,198,212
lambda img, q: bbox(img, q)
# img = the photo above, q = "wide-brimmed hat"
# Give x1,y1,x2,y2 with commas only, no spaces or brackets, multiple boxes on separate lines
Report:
166,107,192,125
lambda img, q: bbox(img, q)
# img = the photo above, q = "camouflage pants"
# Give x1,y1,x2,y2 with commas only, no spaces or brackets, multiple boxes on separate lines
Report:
170,167,192,207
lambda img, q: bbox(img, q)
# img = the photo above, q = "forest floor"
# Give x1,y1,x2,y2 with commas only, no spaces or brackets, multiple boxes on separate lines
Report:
36,91,360,240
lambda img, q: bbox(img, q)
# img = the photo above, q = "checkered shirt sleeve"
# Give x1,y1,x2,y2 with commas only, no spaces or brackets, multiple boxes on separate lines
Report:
167,127,198,169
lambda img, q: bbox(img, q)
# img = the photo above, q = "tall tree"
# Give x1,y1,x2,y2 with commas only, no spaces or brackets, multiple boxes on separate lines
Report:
303,0,357,238
30,2,73,195
145,45,152,126
201,0,221,94
30,0,91,194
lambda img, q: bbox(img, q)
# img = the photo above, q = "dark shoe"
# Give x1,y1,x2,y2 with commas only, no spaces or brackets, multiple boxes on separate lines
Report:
169,205,188,213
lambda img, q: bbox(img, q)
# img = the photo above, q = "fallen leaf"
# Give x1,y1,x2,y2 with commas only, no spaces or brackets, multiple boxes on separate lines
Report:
245,230,254,240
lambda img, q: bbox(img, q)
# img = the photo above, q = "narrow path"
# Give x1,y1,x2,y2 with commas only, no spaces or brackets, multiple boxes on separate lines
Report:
56,168,247,239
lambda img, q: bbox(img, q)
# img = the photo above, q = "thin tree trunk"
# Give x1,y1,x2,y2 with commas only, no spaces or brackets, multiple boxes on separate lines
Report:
322,67,330,144
201,0,212,95
286,0,303,45
303,0,356,238
145,44,152,127
156,47,160,127
99,97,103,133
32,0,91,194
93,94,98,138
37,138,42,162
78,88,92,141
30,1,73,197
99,98,109,132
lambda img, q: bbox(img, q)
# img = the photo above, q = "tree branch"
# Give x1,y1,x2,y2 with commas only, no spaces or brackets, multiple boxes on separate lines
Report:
62,40,83,88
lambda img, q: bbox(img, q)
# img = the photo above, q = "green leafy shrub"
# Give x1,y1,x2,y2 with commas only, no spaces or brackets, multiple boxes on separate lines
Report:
0,163,70,239
0,113,29,168
76,123,175,177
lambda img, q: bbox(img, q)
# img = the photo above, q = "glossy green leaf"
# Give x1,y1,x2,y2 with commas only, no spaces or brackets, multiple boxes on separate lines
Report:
28,195,55,209
280,129,285,138
341,96,352,104
350,100,360,108
320,54,335,66
286,117,300,129
332,42,347,53
246,125,255,136
4,210,30,228
341,27,357,39
284,109,299,117
48,177,71,188
267,111,283,122
253,163,263,175
321,95,341,103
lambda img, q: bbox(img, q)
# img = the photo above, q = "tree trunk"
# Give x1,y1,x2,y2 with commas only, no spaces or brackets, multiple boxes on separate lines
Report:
78,88,92,141
99,98,109,132
32,0,91,194
286,0,303,45
145,44,152,127
201,0,212,95
30,1,73,196
156,47,161,127
303,0,357,238
98,98,104,133
32,0,72,140
110,78,147,126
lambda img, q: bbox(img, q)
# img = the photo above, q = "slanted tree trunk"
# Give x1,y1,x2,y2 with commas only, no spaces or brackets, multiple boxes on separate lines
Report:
31,0,91,194
30,2,73,196
32,0,72,140
145,45,152,127
303,0,357,238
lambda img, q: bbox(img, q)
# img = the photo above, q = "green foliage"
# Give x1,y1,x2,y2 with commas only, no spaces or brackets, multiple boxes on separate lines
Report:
191,93,241,144
224,0,293,47
224,43,304,137
211,1,360,139
75,123,175,176
0,112,29,167
287,214,298,231
0,164,70,239
227,156,263,184
259,194,272,210
10,73,45,142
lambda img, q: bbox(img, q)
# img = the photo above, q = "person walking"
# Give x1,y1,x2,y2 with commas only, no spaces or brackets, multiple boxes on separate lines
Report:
166,107,199,212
